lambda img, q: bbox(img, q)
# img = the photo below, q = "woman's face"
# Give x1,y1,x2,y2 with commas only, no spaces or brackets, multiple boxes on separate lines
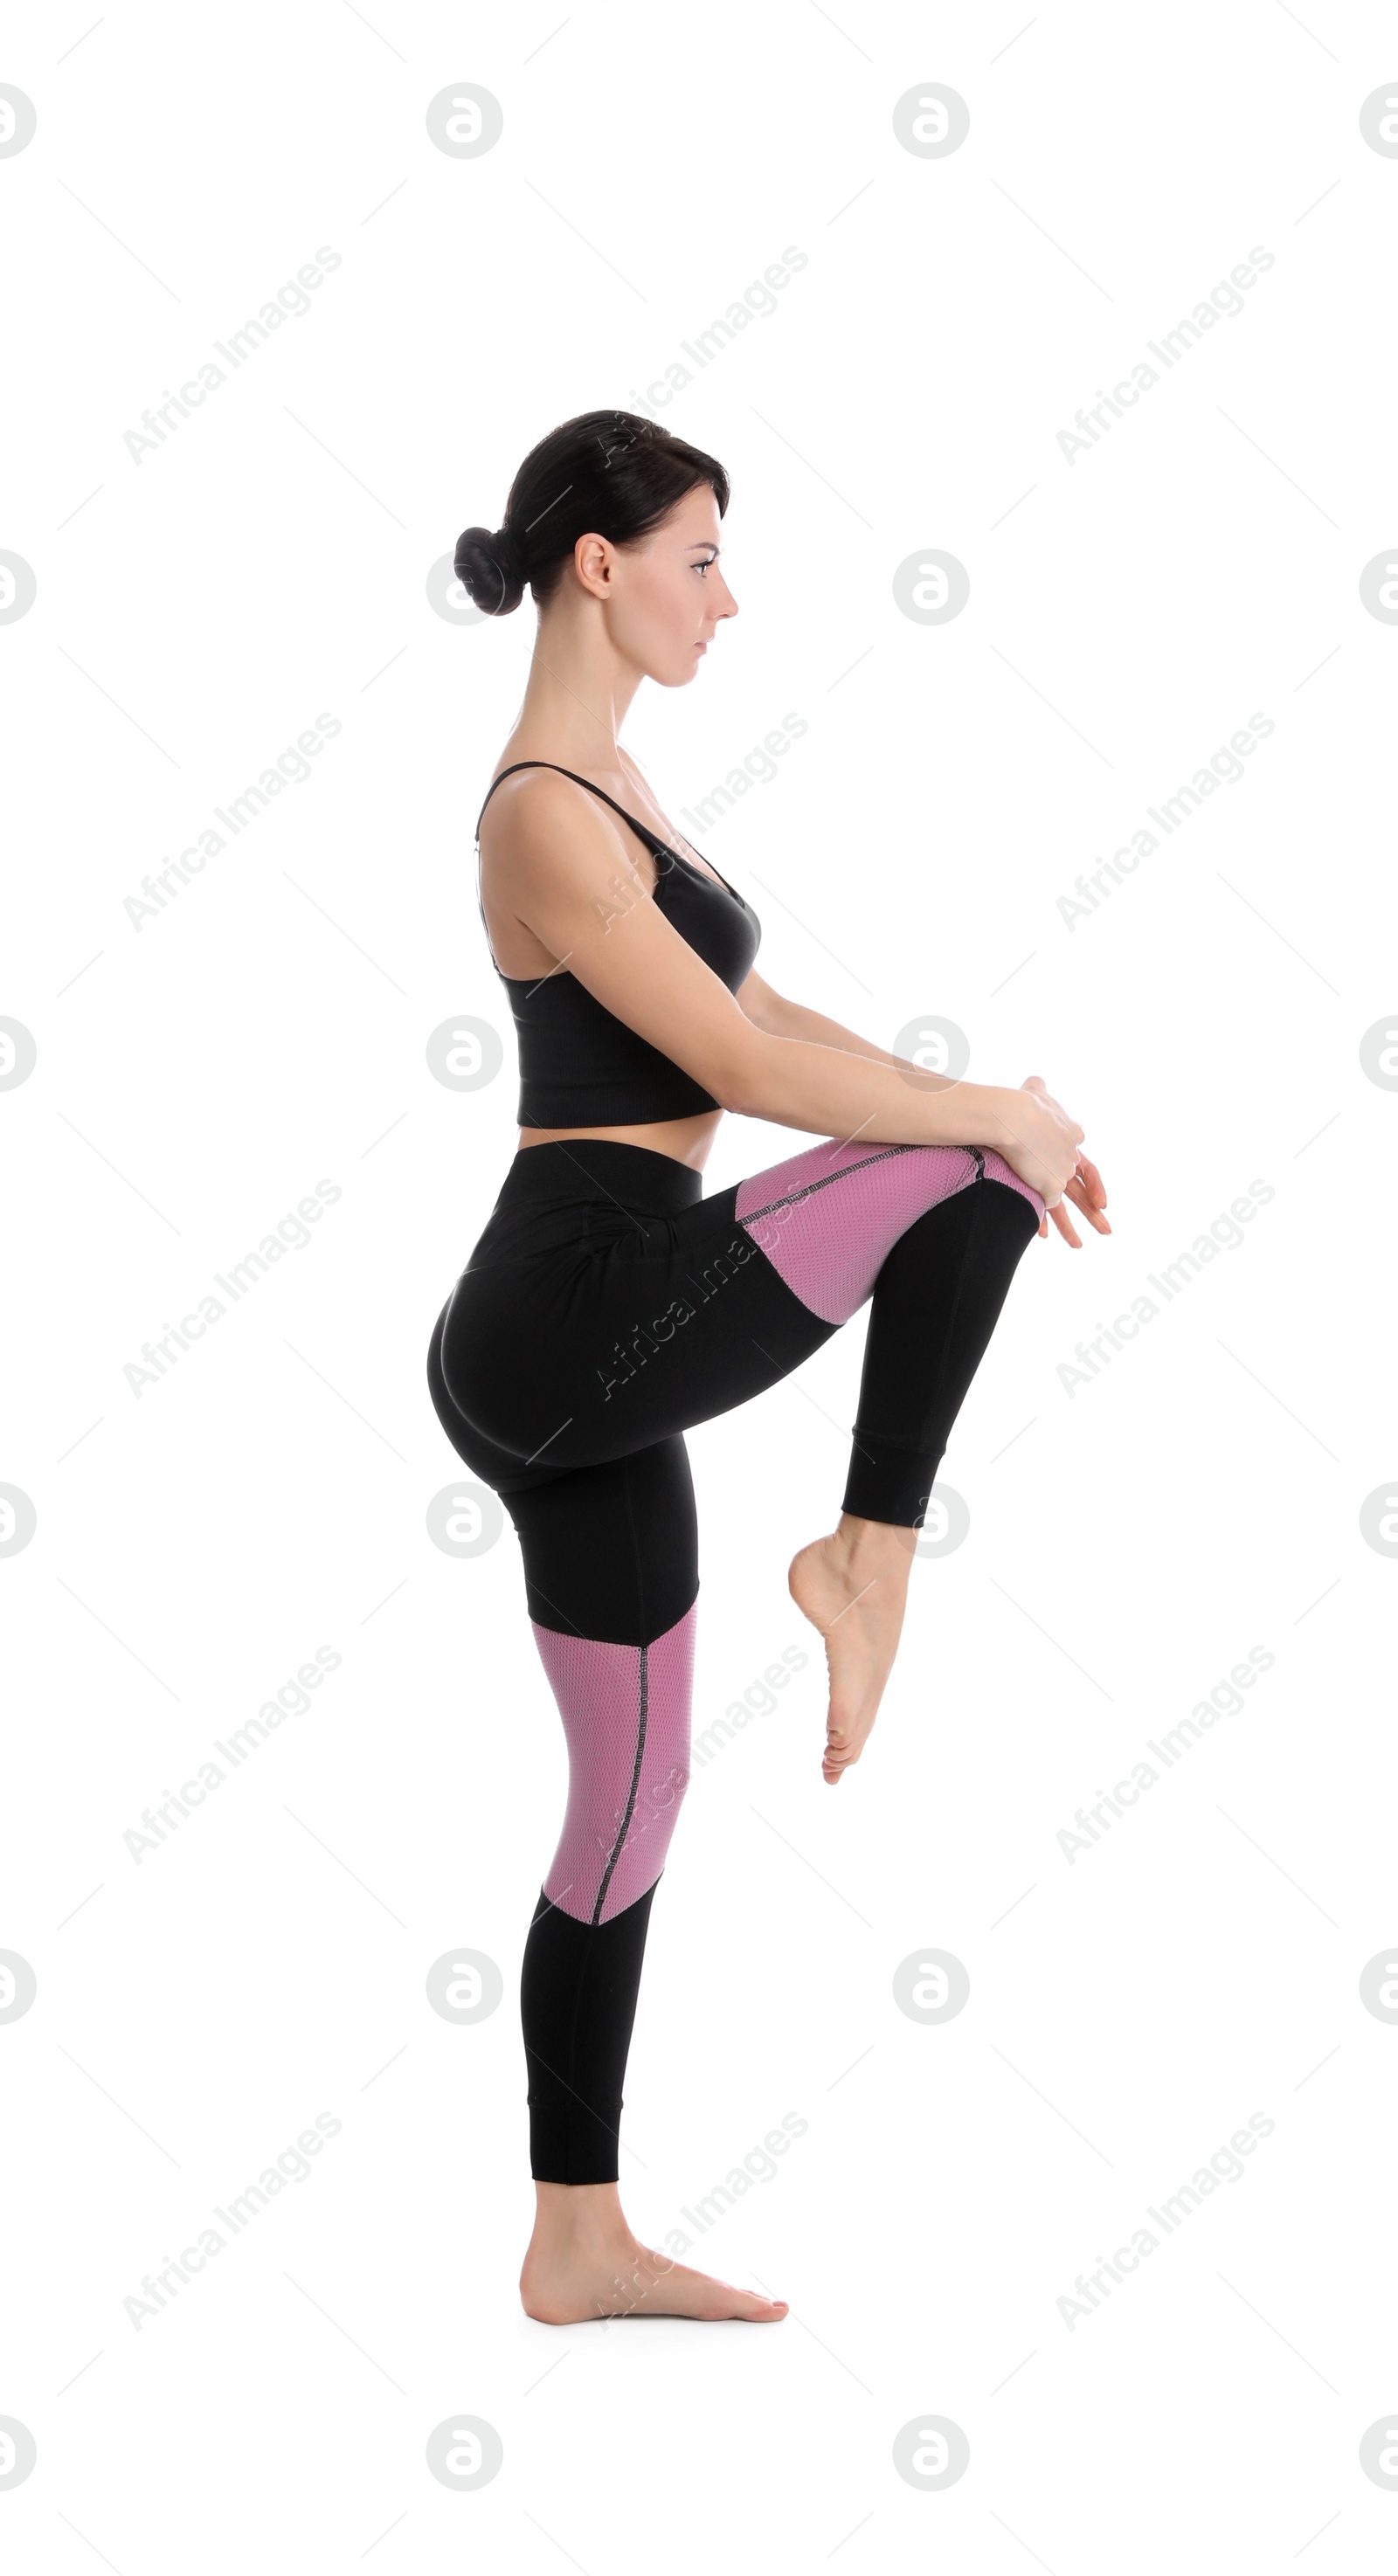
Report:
577,481,738,686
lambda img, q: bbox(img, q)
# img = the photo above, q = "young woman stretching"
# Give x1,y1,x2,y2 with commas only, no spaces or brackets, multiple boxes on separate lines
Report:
426,411,1109,2330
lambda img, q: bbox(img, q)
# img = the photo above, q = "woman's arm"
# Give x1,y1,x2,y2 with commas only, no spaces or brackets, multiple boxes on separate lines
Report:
737,970,934,1079
482,773,1082,1191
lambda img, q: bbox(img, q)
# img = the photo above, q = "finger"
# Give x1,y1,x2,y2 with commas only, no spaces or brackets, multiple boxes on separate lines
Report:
1065,1173,1112,1234
1052,1203,1083,1247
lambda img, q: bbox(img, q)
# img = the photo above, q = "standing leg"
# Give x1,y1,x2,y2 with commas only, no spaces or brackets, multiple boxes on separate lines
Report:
504,1437,698,2188
500,1434,789,2326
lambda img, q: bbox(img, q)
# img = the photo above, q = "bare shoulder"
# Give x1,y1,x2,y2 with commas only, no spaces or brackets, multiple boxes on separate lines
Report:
479,762,584,840
479,762,647,895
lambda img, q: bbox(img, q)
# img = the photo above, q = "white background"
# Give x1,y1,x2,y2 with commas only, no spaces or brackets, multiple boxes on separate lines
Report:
3,1,1397,2566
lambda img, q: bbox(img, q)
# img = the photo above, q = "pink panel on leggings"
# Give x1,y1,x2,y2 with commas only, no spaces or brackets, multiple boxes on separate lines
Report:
735,1138,1044,1326
535,1601,696,1926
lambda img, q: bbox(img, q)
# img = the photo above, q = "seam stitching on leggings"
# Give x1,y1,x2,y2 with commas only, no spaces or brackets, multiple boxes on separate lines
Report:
737,1141,980,1229
737,1143,913,1226
592,1645,648,1926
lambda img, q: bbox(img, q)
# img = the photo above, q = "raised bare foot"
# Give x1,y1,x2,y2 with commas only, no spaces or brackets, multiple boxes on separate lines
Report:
520,2186,787,2324
788,1515,917,1783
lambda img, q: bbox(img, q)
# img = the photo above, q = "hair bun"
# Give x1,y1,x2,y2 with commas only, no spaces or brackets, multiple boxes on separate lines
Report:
453,521,526,616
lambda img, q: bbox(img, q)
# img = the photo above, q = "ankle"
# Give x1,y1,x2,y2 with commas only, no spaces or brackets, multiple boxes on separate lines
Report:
832,1513,918,1571
528,2180,634,2255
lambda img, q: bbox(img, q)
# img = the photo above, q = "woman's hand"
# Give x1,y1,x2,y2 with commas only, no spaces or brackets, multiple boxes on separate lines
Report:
985,1074,1082,1201
1005,1075,1111,1247
1038,1147,1110,1245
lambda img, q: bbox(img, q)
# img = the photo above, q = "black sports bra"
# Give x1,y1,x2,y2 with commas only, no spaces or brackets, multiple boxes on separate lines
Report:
474,761,763,1129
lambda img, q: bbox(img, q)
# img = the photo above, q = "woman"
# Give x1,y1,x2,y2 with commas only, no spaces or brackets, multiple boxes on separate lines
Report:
427,410,1109,2330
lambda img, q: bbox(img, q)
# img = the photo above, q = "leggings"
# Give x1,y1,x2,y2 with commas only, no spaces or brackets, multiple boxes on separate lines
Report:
426,1131,1044,2184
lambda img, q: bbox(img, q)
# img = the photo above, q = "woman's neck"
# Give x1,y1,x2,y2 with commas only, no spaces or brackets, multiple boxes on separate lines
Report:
509,606,642,768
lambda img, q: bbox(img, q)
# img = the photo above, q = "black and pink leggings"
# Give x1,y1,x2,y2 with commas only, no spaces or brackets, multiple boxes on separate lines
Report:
426,1132,1043,2184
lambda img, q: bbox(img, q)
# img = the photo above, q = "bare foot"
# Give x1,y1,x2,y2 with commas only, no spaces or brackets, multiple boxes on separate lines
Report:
521,2183,787,2324
788,1514,917,1783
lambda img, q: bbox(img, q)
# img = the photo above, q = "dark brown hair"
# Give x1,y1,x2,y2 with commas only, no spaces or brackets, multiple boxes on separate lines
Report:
453,409,730,617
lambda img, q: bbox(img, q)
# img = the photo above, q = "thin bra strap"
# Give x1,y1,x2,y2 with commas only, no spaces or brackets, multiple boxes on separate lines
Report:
473,757,746,909
474,760,667,857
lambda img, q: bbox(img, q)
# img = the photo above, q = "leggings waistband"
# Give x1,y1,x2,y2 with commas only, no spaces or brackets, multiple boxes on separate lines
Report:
494,1138,705,1216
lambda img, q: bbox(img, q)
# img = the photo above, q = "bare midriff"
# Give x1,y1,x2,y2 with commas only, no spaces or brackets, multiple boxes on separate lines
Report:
517,1110,722,1173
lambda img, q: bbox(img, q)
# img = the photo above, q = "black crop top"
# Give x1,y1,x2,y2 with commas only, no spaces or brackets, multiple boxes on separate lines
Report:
474,761,763,1128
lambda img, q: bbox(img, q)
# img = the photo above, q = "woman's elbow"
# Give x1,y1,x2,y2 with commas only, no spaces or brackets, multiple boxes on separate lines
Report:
707,1026,771,1118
